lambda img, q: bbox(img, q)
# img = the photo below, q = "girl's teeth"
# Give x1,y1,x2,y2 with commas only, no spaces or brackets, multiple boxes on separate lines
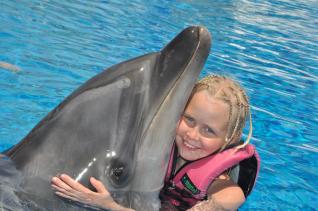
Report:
185,142,197,149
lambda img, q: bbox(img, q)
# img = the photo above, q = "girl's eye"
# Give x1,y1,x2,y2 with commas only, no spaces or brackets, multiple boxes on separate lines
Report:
183,115,195,127
201,126,215,137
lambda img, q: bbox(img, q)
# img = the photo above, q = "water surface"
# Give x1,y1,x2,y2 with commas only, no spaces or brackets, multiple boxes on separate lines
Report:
1,0,317,210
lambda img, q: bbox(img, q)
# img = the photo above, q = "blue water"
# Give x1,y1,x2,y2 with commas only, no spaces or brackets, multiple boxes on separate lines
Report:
1,0,317,210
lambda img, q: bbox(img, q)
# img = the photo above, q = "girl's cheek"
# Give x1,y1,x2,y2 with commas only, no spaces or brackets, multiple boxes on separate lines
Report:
176,124,182,135
176,119,181,128
176,123,186,138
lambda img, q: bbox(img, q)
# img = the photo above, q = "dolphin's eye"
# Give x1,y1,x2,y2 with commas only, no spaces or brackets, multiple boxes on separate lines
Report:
108,159,131,187
112,166,124,177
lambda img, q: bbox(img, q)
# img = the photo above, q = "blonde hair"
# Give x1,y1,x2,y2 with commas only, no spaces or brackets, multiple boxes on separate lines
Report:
190,75,252,151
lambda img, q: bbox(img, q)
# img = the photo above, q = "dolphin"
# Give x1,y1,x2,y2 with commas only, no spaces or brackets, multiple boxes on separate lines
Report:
4,26,211,210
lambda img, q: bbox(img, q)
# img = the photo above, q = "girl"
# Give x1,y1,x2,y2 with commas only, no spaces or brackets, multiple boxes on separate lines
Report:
51,75,259,211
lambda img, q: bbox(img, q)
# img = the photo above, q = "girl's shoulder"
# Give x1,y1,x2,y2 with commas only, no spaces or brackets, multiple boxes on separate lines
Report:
206,173,245,210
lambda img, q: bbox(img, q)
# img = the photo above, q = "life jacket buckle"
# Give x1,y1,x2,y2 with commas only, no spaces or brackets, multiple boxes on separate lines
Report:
168,181,176,190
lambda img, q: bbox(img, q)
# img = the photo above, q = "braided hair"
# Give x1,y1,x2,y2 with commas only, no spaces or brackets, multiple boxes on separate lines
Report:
189,75,252,150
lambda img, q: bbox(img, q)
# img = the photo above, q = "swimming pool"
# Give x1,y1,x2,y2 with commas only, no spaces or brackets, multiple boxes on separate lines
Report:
1,0,317,210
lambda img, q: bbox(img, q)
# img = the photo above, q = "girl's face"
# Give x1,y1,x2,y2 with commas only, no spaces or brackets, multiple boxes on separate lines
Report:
176,90,230,161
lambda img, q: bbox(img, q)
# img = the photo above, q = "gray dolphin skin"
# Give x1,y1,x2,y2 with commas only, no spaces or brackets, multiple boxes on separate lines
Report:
4,26,211,210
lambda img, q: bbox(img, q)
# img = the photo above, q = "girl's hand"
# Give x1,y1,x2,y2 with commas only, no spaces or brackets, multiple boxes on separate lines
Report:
51,174,132,210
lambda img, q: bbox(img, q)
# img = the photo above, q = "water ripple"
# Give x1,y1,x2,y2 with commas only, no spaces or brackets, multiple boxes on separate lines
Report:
1,0,318,210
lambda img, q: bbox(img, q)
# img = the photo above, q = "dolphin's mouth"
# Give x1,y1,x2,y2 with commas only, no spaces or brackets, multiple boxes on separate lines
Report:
160,27,209,105
148,26,211,138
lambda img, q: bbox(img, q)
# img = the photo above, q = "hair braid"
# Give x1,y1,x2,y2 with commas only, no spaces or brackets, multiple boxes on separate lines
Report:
192,75,253,150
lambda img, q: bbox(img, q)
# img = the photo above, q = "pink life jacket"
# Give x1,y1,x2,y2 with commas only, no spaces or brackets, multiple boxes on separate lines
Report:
159,144,260,210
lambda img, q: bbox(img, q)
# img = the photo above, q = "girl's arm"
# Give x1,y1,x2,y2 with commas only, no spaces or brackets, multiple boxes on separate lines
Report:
51,174,135,211
187,175,245,211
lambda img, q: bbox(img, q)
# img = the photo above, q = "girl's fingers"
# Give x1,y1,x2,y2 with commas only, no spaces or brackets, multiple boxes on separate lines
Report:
90,177,108,194
55,191,81,203
52,184,92,203
51,184,67,193
52,176,73,191
59,174,91,193
51,184,82,199
52,176,117,209
52,174,112,206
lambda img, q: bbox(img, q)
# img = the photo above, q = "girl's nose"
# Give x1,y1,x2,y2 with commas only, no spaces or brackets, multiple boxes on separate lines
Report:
186,127,200,141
